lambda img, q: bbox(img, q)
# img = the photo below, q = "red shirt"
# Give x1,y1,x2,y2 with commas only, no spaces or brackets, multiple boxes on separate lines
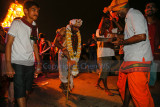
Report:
148,23,156,54
148,20,160,55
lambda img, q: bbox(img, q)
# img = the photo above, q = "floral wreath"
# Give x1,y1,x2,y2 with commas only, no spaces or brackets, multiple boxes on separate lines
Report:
66,25,81,76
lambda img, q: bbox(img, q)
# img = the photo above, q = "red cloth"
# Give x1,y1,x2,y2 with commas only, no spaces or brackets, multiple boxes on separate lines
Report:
119,61,151,73
117,61,155,107
148,20,160,55
21,17,38,43
148,23,156,54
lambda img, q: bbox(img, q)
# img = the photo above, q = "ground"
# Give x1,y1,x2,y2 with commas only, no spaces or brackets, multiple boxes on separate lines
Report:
0,72,160,107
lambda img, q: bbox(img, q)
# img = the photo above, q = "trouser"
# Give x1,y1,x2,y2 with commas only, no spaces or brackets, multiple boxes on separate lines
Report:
58,54,74,89
149,61,158,86
12,64,34,99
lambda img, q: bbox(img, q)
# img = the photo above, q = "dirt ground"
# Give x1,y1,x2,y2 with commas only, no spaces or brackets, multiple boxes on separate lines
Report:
0,72,160,107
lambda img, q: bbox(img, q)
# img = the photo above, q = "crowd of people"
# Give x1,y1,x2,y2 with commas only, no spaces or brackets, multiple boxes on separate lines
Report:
0,0,160,107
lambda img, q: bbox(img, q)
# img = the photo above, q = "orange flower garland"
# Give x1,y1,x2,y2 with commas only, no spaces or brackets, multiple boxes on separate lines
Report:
66,25,81,76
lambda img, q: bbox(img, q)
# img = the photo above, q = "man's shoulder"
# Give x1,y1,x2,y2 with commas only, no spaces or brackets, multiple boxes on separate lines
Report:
10,19,23,29
12,19,22,24
128,8,143,17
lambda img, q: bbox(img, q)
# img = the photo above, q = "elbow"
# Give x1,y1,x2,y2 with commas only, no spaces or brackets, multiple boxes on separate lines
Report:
137,34,146,41
54,41,59,47
141,34,146,41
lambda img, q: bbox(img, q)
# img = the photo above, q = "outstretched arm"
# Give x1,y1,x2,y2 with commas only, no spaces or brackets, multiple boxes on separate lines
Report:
112,18,124,32
54,29,76,66
113,34,146,46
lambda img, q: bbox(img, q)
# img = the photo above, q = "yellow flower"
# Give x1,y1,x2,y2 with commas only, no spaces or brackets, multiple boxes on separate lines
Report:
66,26,81,76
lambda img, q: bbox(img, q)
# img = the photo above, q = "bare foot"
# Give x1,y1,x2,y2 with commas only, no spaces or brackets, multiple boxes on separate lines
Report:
105,90,114,96
95,84,104,90
95,84,101,88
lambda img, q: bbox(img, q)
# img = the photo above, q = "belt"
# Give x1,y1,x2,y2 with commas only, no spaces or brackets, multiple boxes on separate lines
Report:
121,63,151,70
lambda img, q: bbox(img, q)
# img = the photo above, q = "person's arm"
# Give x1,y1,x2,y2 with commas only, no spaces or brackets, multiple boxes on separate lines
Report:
46,40,52,47
99,17,108,35
112,18,123,32
33,43,42,74
5,35,15,78
54,33,70,60
112,34,146,46
96,29,113,42
54,30,76,66
54,35,65,49
113,12,147,46
116,34,124,40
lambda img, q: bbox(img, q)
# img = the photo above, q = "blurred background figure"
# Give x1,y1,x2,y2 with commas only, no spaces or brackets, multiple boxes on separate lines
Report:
79,44,89,73
95,17,116,96
0,25,15,105
50,41,59,72
144,0,160,86
38,33,52,77
86,34,97,73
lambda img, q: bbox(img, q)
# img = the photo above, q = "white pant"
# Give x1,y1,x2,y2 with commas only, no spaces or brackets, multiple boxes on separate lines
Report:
58,51,74,89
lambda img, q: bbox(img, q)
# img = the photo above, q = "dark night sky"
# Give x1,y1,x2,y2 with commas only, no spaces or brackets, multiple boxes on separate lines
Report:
0,0,159,43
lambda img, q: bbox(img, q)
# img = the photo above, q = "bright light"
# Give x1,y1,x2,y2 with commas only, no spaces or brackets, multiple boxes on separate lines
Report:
1,2,24,28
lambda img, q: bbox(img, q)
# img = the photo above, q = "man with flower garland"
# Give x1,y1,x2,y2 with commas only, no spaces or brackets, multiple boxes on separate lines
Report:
54,19,82,94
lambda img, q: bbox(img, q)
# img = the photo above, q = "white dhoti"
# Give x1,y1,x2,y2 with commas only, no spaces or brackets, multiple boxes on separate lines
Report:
58,50,74,89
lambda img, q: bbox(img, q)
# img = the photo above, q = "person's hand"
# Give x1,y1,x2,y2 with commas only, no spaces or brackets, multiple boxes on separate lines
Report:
46,40,52,46
103,7,108,13
35,63,42,77
103,7,112,13
105,33,117,38
6,65,15,78
62,48,70,59
112,37,121,46
67,60,76,67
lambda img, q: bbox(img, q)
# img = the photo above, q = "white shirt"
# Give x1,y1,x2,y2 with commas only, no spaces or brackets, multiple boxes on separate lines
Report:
123,8,153,61
96,29,115,57
7,19,37,66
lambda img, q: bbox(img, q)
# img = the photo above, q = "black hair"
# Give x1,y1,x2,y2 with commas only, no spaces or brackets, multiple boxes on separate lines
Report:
145,0,160,18
145,0,158,8
23,0,39,10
